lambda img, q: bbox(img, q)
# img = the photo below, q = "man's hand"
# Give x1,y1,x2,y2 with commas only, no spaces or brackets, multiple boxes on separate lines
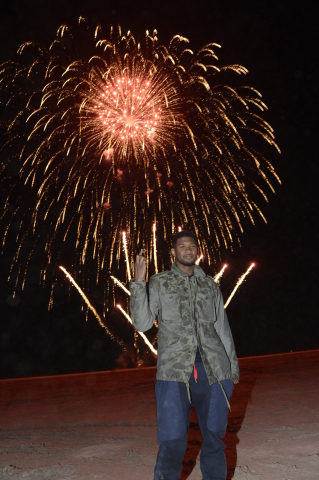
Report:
134,249,147,282
231,378,238,384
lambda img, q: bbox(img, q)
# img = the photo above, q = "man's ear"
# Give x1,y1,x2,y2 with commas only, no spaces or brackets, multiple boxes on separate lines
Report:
171,247,175,257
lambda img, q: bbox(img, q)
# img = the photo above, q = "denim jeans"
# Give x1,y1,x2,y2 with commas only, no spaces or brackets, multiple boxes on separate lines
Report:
154,361,233,480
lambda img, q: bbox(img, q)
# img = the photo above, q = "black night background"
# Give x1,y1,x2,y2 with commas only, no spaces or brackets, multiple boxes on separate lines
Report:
0,0,318,379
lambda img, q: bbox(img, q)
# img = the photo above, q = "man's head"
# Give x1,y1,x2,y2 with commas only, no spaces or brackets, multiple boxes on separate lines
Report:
171,231,198,267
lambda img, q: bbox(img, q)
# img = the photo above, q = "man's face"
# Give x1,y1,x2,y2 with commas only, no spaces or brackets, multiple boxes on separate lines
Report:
171,236,198,267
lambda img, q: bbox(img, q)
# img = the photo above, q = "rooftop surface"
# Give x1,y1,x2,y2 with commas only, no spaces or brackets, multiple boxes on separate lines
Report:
1,350,319,479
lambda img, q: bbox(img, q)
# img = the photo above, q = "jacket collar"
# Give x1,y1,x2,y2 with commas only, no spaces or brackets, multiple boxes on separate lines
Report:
171,261,206,278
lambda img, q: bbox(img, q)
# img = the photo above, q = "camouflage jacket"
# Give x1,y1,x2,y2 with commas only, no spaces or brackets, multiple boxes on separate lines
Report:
130,262,239,385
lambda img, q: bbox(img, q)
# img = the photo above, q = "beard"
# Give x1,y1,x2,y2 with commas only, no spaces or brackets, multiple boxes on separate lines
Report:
176,256,196,267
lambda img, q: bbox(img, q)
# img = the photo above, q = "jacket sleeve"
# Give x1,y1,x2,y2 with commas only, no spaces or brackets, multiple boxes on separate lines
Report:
214,286,240,383
129,276,160,332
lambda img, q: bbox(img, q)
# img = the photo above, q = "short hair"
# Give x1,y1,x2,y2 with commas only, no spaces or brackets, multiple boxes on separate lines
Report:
173,230,198,249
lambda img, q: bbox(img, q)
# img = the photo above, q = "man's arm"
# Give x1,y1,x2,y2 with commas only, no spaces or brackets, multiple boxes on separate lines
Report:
129,249,160,332
214,285,240,383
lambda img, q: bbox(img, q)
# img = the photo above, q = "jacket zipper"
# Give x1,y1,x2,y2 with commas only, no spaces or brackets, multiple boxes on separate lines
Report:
186,276,231,410
187,277,197,398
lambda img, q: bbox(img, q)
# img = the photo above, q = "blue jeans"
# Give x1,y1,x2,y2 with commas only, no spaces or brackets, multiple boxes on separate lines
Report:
154,362,233,480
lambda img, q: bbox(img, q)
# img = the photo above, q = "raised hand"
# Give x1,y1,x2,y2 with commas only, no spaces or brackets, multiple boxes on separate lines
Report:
134,249,147,282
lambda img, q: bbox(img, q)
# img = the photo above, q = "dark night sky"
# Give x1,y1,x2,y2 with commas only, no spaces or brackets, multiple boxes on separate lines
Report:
0,0,318,378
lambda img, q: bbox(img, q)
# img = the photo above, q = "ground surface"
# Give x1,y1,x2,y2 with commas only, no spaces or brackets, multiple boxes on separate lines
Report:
0,350,318,479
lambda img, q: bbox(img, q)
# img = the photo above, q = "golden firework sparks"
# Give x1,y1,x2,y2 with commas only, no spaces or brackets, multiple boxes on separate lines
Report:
214,264,227,283
110,275,131,296
122,231,131,281
153,223,158,274
224,263,255,308
117,304,157,355
95,75,161,155
60,265,156,355
59,266,122,345
195,254,203,265
0,19,279,302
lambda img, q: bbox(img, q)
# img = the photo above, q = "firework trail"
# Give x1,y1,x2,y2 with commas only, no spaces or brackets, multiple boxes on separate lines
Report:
0,18,279,298
60,264,155,353
117,304,157,355
59,266,122,345
224,263,255,308
195,254,203,265
122,231,131,281
214,264,227,283
153,223,158,274
110,275,131,296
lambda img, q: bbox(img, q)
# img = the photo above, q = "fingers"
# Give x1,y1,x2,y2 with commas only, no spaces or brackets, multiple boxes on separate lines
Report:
134,247,147,281
136,248,146,264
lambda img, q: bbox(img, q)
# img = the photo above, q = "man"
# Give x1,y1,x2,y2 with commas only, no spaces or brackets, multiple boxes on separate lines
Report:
130,231,239,480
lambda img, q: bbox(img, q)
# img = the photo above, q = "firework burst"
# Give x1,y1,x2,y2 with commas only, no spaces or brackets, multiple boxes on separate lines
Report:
0,17,280,302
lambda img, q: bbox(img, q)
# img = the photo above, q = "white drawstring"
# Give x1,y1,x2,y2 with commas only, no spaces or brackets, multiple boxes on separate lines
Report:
218,381,231,411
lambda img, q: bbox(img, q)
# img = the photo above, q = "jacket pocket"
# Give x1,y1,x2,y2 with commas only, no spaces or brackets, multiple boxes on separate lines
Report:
161,292,182,322
196,292,216,322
